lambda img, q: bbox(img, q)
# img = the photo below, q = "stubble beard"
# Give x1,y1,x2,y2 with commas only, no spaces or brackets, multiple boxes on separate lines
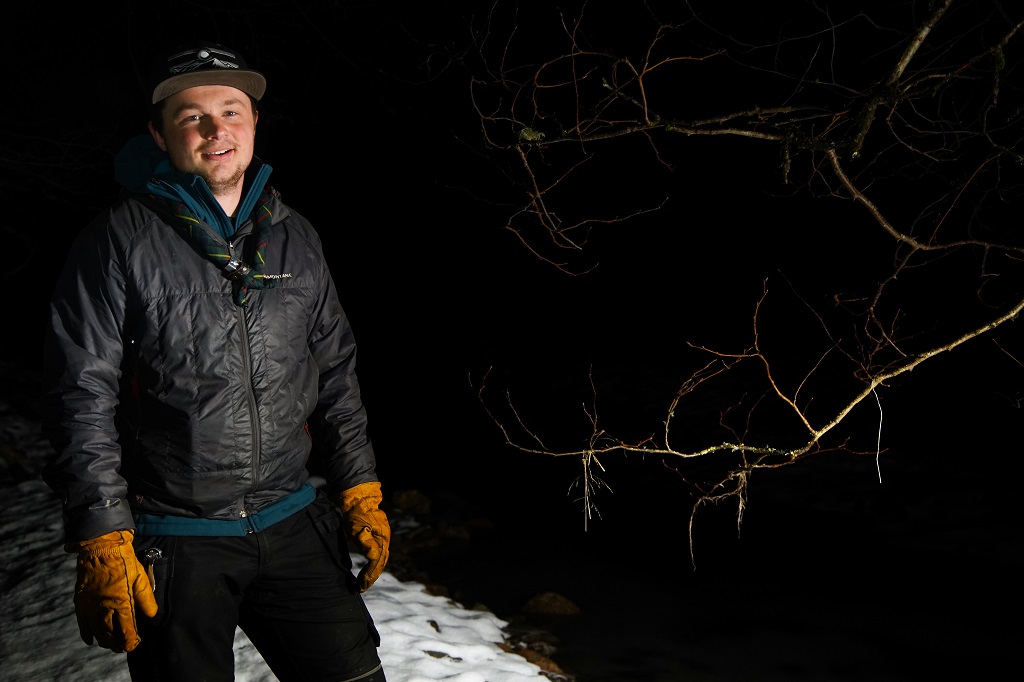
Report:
203,165,248,197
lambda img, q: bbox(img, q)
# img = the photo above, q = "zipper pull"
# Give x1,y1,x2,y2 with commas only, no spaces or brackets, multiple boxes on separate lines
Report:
143,548,163,590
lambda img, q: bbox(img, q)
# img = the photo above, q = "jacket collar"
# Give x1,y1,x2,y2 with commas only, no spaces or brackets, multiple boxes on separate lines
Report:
114,134,274,240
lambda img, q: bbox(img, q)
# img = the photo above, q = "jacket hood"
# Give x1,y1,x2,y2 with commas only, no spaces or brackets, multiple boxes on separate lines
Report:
113,134,273,239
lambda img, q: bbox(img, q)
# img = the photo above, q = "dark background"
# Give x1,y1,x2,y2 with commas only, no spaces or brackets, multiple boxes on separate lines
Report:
6,2,1023,680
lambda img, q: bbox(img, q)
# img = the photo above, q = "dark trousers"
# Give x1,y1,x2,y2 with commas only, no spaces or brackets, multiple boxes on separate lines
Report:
127,493,386,682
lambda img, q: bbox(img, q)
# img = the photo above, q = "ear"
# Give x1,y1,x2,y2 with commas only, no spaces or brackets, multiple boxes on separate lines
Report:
148,122,167,152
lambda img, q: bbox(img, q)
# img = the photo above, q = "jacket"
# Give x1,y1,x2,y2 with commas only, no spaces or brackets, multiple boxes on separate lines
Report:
42,144,377,543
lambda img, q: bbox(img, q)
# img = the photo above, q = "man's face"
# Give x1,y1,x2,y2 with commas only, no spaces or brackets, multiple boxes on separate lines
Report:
149,85,258,197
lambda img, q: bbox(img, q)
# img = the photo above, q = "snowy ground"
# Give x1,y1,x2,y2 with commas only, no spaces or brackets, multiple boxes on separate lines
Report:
0,368,549,682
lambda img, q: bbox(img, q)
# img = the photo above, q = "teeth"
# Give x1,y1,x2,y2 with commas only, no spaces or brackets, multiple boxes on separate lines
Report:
209,150,229,156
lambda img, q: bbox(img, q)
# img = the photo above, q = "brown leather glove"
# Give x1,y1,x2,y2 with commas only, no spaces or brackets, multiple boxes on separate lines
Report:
333,481,391,592
67,529,158,653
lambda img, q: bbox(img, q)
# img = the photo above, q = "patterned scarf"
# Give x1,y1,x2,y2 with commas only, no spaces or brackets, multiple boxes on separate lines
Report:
145,187,280,306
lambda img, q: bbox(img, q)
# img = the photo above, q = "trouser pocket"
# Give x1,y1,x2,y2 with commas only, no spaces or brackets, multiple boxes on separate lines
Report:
133,535,175,629
304,494,380,647
306,493,354,572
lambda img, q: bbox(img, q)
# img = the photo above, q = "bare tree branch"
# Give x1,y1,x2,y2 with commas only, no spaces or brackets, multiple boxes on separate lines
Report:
463,1,1024,561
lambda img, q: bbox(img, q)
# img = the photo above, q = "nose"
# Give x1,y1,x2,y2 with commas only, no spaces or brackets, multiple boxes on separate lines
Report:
199,117,227,139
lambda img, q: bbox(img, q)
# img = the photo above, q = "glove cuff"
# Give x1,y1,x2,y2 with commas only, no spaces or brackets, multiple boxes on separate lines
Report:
66,529,134,556
333,481,383,515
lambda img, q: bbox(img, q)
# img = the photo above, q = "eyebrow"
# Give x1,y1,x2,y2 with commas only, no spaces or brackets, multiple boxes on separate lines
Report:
170,98,246,119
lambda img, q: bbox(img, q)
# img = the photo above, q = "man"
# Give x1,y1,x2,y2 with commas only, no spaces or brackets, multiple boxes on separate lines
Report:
42,42,390,682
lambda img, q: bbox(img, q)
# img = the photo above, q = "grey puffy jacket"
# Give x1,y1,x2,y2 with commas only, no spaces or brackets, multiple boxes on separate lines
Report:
43,190,377,543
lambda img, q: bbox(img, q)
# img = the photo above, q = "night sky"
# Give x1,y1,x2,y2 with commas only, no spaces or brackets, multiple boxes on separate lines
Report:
7,2,1024,679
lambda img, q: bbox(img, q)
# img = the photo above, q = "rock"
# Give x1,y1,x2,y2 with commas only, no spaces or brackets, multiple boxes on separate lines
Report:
497,641,572,680
391,489,432,516
521,592,581,616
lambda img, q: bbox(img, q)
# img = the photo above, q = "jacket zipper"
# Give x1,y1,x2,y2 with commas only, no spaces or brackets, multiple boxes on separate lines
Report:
227,237,263,506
